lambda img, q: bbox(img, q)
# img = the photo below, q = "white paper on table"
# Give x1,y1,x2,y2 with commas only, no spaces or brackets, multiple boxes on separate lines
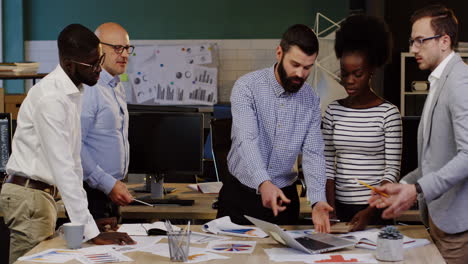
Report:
190,231,229,244
140,243,229,263
264,248,377,263
339,228,430,250
117,222,180,236
264,247,314,262
17,248,80,263
305,253,378,263
187,182,223,194
98,236,163,253
202,216,268,238
206,240,256,254
76,247,133,264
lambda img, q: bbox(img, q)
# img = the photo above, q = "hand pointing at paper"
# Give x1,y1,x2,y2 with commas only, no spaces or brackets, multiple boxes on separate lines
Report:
259,181,291,216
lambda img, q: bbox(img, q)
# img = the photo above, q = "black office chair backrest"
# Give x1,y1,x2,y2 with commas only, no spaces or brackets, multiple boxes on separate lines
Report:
401,116,420,177
210,118,233,184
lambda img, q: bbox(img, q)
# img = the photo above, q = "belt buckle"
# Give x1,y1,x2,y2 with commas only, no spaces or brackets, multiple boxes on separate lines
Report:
44,186,57,198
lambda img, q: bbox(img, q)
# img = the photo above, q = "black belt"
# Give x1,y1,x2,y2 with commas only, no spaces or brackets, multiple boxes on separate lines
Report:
5,174,58,198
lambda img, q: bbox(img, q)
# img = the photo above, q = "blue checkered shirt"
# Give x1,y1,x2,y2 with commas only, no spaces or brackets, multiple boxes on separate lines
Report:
227,65,326,204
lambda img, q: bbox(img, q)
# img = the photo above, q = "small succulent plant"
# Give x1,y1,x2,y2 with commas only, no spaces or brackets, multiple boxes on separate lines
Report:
378,226,403,240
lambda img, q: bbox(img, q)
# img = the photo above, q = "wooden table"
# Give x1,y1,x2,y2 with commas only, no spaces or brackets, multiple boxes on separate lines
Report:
0,183,421,222
15,224,445,264
122,183,421,222
122,183,312,220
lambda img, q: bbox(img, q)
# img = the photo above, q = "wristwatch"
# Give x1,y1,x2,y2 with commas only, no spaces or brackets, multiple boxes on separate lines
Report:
414,182,423,194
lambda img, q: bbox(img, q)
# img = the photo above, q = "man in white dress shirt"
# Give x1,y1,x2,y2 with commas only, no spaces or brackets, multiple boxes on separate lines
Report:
0,24,134,264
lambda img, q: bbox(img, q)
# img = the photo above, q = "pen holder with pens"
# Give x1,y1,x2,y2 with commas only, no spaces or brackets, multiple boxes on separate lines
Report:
376,226,403,262
167,230,191,262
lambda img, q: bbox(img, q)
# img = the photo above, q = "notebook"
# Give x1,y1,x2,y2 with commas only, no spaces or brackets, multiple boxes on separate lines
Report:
244,215,355,254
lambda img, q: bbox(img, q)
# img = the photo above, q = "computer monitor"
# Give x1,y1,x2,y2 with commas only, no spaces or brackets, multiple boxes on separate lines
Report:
127,104,199,113
0,113,13,177
128,111,204,175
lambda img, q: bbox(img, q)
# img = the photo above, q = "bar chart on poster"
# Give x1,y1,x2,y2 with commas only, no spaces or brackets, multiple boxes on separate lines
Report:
127,43,218,106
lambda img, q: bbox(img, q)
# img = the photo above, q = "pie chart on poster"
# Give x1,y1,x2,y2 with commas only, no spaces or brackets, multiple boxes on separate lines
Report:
212,244,253,252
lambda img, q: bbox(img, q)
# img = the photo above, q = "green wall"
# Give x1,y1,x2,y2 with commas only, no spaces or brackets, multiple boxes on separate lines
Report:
23,0,348,40
3,0,349,93
3,0,24,94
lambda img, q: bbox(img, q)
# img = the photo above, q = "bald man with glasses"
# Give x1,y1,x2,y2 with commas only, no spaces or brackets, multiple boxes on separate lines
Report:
80,22,135,231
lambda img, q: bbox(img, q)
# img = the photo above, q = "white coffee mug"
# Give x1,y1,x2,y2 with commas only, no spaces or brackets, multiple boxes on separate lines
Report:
58,223,84,249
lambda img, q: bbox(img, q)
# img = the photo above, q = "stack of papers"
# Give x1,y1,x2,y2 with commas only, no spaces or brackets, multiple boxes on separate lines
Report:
339,228,430,250
0,62,39,75
187,182,222,194
202,216,268,238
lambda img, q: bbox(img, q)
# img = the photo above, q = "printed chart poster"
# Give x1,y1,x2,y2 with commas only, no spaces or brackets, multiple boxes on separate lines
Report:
187,65,218,104
128,43,217,105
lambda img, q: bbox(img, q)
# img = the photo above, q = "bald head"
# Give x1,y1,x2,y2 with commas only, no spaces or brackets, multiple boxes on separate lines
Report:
95,22,131,76
95,22,128,40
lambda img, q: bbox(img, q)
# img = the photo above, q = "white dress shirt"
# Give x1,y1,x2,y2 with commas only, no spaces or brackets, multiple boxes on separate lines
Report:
6,65,100,241
421,51,455,138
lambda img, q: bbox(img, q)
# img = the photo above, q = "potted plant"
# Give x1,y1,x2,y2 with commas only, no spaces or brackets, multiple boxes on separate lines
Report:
376,226,404,261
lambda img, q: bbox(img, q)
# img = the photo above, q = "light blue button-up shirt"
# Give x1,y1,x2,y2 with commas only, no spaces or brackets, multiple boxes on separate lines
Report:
81,69,129,194
227,65,326,204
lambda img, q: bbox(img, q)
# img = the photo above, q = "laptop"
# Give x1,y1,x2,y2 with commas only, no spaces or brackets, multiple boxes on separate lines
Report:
245,215,355,254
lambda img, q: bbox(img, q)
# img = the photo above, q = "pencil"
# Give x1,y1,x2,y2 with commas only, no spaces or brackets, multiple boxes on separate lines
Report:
133,198,155,207
355,178,389,197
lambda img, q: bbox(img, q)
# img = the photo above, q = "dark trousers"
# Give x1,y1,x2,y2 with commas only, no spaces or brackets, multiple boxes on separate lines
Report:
335,201,392,225
83,182,120,220
217,176,299,225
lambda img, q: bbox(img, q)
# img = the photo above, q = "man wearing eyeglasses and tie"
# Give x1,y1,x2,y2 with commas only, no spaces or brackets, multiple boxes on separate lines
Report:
369,5,468,263
80,22,135,231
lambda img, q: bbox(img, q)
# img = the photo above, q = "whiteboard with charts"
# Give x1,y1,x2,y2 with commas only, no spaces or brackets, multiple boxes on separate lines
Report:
126,43,218,106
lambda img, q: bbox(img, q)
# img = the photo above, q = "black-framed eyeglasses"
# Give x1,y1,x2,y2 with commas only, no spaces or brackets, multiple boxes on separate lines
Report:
409,35,442,48
100,42,135,55
71,53,106,72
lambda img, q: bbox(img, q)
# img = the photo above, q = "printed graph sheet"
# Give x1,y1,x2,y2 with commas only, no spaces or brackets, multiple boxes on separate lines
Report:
128,43,217,105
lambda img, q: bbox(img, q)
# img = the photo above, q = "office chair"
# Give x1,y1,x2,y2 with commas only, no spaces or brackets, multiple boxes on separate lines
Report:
210,118,233,184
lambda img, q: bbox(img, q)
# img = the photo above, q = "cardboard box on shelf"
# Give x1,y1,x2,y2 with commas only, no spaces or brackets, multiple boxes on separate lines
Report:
0,88,4,113
5,94,26,119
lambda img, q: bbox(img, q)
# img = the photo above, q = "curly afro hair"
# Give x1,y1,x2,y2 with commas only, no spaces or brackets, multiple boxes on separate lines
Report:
335,15,392,68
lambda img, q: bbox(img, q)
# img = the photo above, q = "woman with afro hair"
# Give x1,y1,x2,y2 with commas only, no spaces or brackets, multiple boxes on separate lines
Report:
322,14,402,231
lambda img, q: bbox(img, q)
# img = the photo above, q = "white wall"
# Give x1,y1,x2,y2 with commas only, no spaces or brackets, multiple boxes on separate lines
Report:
25,38,346,109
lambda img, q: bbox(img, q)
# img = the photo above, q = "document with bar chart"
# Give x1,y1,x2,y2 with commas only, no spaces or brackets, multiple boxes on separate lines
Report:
128,43,218,105
188,65,218,104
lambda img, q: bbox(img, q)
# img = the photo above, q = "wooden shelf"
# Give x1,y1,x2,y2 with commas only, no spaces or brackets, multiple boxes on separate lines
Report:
404,91,429,95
